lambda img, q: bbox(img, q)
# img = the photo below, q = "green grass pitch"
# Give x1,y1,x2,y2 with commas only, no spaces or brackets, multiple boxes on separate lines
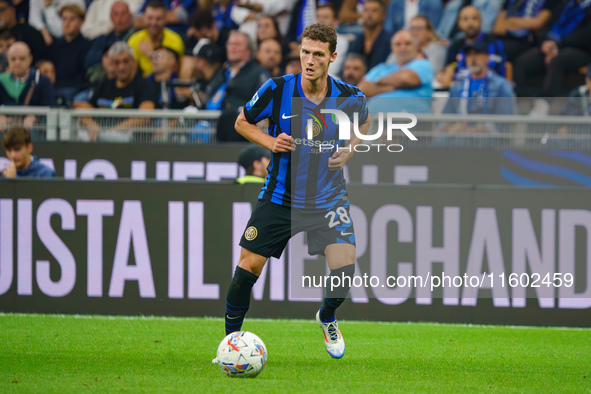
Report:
1,313,590,393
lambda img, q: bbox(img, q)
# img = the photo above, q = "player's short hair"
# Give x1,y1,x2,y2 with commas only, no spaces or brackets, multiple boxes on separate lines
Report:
301,23,337,54
2,125,31,150
145,0,165,12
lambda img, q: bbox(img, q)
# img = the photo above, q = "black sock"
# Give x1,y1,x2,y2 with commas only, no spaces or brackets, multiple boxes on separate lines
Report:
225,266,259,335
319,264,355,322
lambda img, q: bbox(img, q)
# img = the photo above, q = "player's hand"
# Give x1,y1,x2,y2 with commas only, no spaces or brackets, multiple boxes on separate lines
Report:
2,160,16,178
271,132,295,153
328,148,351,171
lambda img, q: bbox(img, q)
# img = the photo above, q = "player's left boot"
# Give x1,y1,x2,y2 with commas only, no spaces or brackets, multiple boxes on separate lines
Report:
316,310,345,359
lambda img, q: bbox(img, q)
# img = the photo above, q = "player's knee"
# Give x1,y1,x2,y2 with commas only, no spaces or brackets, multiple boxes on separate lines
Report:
237,249,267,276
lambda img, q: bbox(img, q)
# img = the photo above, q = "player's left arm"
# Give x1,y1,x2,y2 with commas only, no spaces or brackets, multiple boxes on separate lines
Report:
328,112,371,171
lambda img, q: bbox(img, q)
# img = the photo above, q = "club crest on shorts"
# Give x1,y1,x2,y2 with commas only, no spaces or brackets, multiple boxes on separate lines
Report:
244,226,258,241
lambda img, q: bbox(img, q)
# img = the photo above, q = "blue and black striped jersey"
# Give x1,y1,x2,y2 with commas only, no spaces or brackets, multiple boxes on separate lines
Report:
243,73,369,209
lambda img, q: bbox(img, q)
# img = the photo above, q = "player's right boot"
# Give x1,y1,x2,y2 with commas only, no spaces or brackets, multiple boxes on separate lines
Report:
316,310,345,359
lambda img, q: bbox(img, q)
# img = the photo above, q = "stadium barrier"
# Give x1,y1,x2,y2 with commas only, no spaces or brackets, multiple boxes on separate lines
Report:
1,180,590,327
0,106,591,149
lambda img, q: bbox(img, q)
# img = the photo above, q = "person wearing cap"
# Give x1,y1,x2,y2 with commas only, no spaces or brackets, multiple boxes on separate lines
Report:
48,3,89,104
443,40,515,117
183,43,224,108
127,1,184,77
236,145,271,184
28,0,85,45
0,0,45,62
436,6,508,89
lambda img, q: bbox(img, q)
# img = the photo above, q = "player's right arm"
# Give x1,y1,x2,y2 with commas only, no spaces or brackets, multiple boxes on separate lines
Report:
235,77,295,153
235,111,294,153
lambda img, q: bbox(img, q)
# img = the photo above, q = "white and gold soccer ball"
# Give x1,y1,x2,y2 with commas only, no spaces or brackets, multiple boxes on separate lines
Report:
216,331,267,378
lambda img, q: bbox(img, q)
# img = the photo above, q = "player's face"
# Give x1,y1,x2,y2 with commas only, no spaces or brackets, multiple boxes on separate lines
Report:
5,143,32,170
300,38,336,82
458,6,481,39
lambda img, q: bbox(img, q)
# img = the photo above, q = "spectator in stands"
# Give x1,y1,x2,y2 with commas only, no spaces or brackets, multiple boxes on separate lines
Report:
0,30,16,72
385,0,442,35
492,0,557,63
443,41,515,116
285,0,317,50
128,1,184,77
28,0,85,45
82,0,141,40
336,0,364,35
147,46,183,109
236,145,271,184
0,42,55,111
436,6,507,89
35,59,56,84
514,0,591,99
1,125,55,178
84,1,136,69
560,67,591,117
134,0,196,33
231,0,291,42
184,43,224,108
214,30,267,142
408,15,447,74
347,0,393,70
48,3,89,105
0,0,45,62
256,15,281,47
358,30,433,113
283,50,301,74
316,3,348,78
180,9,229,84
75,42,158,142
342,53,367,86
256,38,282,77
437,0,504,40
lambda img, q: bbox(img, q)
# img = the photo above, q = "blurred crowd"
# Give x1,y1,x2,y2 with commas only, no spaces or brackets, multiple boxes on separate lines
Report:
0,0,590,139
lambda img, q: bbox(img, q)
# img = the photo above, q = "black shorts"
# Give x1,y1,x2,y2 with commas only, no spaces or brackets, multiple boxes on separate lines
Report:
239,199,355,258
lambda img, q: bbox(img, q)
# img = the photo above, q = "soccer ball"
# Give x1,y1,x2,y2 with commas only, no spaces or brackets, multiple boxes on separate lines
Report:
216,331,267,378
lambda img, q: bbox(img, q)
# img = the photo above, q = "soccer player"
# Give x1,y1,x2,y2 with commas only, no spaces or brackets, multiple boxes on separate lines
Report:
221,23,371,359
